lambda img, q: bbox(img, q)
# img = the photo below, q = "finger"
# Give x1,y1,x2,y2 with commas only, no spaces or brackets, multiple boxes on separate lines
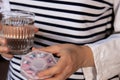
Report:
45,74,67,80
45,76,62,80
1,53,13,59
44,72,68,80
45,78,57,80
45,66,73,80
37,66,58,78
0,46,9,53
32,45,62,54
37,56,67,78
57,66,73,80
0,46,13,59
0,37,6,45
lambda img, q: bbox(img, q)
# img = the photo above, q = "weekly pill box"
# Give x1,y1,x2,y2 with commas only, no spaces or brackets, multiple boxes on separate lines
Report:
21,50,57,80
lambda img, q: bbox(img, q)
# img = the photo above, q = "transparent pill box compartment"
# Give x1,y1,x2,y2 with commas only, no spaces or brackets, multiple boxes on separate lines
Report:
21,50,57,80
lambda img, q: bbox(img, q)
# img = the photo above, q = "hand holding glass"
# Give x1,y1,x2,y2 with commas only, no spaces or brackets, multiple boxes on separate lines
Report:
1,11,35,55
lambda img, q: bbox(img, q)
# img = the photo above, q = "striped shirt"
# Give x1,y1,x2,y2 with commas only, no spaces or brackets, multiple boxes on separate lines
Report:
7,0,119,80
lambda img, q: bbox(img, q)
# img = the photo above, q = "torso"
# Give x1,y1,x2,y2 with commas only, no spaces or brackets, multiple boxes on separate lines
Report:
8,0,115,80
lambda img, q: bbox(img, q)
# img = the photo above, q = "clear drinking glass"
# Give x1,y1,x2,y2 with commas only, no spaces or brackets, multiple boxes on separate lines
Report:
1,11,35,55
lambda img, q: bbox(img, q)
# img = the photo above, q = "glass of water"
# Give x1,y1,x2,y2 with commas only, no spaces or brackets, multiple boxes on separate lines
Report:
1,11,35,55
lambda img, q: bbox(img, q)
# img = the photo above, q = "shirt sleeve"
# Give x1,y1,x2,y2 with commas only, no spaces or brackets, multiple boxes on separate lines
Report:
83,0,120,80
86,34,120,80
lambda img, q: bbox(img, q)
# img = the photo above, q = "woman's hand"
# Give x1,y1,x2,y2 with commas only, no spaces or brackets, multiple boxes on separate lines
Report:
32,44,95,80
0,25,38,60
0,37,13,60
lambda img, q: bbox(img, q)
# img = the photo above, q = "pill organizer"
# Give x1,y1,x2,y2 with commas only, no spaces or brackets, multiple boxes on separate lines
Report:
21,50,57,80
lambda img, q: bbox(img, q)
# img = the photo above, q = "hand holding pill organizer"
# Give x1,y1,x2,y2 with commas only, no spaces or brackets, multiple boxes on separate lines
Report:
20,50,57,80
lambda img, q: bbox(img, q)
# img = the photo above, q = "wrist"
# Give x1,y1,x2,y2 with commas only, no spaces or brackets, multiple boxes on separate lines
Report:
81,45,95,67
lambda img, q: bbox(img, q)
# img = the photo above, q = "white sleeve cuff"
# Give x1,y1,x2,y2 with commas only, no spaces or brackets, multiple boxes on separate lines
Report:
82,67,96,80
86,34,120,80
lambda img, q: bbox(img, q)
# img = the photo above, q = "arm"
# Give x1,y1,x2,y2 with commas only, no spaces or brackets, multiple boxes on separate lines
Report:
86,34,120,79
84,1,120,79
32,1,120,80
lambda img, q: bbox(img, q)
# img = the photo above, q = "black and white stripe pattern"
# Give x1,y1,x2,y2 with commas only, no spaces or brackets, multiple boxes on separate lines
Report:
7,0,118,80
